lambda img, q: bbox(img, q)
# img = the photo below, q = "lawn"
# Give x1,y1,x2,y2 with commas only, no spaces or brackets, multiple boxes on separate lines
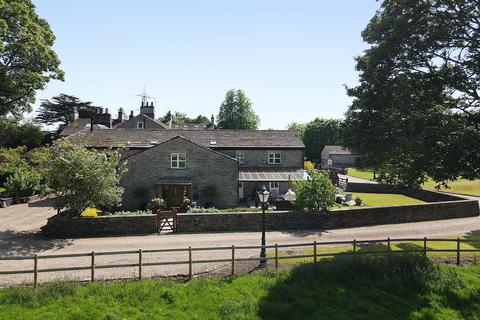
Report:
272,234,480,265
351,192,425,206
0,187,5,193
346,168,480,197
1,255,480,319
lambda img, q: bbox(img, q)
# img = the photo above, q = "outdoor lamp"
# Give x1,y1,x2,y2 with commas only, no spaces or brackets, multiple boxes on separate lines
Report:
257,185,270,205
257,185,270,266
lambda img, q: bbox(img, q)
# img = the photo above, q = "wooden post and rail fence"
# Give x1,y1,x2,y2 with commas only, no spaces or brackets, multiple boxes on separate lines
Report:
1,237,479,287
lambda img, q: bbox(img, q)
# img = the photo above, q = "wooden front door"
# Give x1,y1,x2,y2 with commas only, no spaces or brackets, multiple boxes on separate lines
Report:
162,184,192,208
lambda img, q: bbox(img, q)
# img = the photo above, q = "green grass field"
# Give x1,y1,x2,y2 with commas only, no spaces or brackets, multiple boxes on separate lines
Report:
346,168,480,197
351,192,425,207
1,255,479,319
0,187,5,193
272,234,480,265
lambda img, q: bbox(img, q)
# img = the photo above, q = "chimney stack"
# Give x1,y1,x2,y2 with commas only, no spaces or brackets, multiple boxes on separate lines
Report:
117,108,124,122
71,106,79,122
129,110,134,120
210,115,215,129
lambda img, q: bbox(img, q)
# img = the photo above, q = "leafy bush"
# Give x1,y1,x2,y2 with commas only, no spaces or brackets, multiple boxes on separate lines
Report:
146,197,166,212
100,210,151,216
188,207,221,213
294,169,336,212
36,138,127,215
304,161,315,170
203,185,217,198
4,167,43,197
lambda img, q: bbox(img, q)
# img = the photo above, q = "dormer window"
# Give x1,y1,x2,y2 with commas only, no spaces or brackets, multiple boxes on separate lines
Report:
268,152,281,165
137,122,144,129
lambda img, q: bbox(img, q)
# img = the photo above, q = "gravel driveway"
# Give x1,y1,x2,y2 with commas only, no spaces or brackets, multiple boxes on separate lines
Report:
1,197,480,286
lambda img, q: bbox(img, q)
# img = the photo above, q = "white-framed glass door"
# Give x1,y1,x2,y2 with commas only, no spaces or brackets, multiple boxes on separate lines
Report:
238,182,245,199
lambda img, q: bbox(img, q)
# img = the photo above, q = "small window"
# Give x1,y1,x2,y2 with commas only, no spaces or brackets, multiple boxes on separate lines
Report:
269,182,280,190
209,139,217,145
268,152,281,165
235,151,244,164
137,122,144,129
171,153,186,169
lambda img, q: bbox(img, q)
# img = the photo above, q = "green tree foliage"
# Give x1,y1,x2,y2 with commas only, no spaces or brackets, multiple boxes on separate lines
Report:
4,166,42,197
170,111,209,125
294,170,336,212
36,94,99,132
345,0,480,188
37,138,127,215
0,118,44,150
0,0,64,118
217,89,260,129
0,146,27,185
287,122,307,139
301,118,344,161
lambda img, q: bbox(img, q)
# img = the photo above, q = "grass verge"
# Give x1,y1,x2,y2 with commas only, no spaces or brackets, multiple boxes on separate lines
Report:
1,254,479,319
346,168,480,197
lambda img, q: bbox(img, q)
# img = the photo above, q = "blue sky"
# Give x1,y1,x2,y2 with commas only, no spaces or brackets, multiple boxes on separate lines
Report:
32,0,380,129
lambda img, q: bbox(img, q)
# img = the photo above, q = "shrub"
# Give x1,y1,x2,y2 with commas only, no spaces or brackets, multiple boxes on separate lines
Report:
294,169,336,212
36,138,127,215
146,197,166,212
304,161,315,170
188,207,221,213
4,167,43,197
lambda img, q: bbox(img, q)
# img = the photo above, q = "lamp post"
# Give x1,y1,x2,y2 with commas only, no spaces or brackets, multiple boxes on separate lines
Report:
257,185,270,266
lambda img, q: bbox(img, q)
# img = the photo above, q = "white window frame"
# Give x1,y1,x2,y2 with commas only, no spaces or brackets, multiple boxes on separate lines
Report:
268,152,282,165
137,122,144,129
269,182,280,192
235,151,245,164
171,153,186,169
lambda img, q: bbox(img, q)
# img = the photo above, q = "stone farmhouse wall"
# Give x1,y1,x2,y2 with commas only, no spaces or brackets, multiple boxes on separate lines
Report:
120,137,239,210
215,149,303,168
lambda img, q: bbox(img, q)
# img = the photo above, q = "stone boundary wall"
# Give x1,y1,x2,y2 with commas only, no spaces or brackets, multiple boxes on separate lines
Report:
345,182,467,202
42,200,479,237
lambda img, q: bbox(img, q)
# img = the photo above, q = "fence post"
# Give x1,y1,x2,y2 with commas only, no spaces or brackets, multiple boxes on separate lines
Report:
275,244,278,269
188,246,192,280
353,239,357,262
313,241,317,264
33,254,38,288
91,251,95,282
423,237,427,256
231,245,235,276
387,238,391,256
457,238,461,266
138,249,142,280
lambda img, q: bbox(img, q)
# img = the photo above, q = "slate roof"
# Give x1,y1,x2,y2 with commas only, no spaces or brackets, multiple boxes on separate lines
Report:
322,145,360,155
239,168,307,181
78,128,305,149
59,118,92,137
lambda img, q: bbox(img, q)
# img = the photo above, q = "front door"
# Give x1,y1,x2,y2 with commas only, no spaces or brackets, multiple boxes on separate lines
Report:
238,182,244,199
161,184,192,208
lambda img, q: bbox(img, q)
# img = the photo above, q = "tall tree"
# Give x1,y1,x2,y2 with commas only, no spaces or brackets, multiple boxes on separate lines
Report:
0,0,64,118
36,94,99,131
162,111,209,124
345,0,480,188
0,118,44,150
217,89,260,129
302,118,344,161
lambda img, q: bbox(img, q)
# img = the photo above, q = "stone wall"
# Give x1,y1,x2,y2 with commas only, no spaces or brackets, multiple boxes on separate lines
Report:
345,182,467,202
176,200,479,232
42,199,479,237
41,214,157,238
120,137,239,210
215,149,303,168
